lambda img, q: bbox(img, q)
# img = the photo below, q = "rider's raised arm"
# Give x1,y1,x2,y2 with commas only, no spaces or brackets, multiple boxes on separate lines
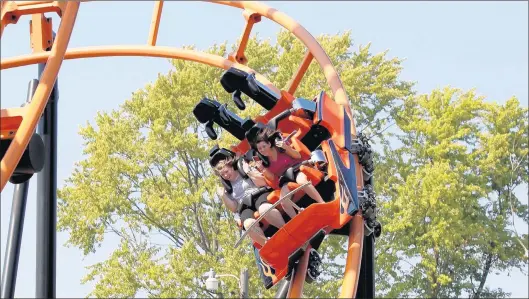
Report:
282,142,302,160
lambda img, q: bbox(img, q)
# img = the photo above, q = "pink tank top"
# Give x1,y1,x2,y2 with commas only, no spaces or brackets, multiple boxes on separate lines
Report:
266,151,301,176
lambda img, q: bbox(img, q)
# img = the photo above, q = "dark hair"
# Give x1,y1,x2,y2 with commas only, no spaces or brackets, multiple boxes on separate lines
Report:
253,127,281,148
249,127,285,168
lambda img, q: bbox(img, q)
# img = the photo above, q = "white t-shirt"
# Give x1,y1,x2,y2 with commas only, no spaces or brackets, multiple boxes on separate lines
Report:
224,160,268,219
230,174,259,205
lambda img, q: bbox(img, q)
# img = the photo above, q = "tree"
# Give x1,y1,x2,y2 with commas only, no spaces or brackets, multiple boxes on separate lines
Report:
57,29,413,298
374,87,529,298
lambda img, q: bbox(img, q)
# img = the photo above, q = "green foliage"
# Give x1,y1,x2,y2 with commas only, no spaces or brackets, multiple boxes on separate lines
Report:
57,27,527,299
57,29,412,298
375,88,528,298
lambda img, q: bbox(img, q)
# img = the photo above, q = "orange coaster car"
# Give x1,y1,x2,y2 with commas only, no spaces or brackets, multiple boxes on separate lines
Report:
233,94,362,287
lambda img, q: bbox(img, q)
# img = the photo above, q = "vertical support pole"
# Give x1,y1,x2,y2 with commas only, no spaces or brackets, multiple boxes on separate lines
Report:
35,32,58,298
240,268,248,299
274,280,290,298
356,234,375,299
147,0,163,46
1,78,39,299
287,51,314,96
340,215,364,298
1,182,30,299
286,247,311,298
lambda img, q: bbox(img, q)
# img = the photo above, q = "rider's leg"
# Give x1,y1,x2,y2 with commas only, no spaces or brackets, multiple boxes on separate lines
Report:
259,203,286,228
296,172,325,203
244,219,267,246
241,208,267,246
279,184,298,218
255,194,285,229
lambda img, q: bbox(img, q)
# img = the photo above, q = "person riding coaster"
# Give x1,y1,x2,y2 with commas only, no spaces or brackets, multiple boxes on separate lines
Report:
247,126,326,219
209,146,286,246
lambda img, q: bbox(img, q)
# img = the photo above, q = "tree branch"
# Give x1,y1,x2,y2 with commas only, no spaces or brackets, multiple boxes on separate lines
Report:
117,185,182,248
192,203,212,254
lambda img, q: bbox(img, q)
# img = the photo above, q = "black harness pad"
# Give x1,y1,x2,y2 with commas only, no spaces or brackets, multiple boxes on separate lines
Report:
220,67,280,111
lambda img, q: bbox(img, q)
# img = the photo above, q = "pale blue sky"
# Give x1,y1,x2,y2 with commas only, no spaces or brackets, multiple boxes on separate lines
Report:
1,1,528,298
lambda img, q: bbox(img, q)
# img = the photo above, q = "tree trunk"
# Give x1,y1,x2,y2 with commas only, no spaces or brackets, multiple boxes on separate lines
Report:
473,252,494,298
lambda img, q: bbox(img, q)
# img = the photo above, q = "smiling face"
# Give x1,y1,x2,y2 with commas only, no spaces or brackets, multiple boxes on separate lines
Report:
218,165,239,181
256,140,272,157
215,158,240,182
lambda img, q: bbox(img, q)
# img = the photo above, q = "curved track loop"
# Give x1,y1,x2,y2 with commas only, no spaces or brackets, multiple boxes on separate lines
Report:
0,1,364,298
0,46,279,95
212,1,353,120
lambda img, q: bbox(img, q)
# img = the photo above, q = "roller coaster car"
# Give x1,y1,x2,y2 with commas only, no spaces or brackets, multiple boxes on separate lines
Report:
195,91,369,288
220,67,281,111
240,93,364,288
192,97,256,140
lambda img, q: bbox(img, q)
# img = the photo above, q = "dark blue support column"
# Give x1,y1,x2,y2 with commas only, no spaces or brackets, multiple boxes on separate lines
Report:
1,79,40,299
356,234,375,299
1,182,30,299
35,37,59,298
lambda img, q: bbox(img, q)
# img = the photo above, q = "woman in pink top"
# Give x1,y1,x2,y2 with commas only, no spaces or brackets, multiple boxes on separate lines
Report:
251,127,325,218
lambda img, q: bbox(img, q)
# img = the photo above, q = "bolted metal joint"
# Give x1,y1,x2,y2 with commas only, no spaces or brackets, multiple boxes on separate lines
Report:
358,184,381,238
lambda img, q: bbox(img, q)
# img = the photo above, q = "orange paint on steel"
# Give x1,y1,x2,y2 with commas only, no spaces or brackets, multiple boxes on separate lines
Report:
147,1,163,46
229,9,261,65
1,1,69,37
287,50,314,96
14,1,60,7
13,0,89,9
0,107,27,140
287,247,311,298
339,214,364,298
30,13,53,53
0,107,26,119
1,1,18,37
0,45,280,96
7,1,64,17
0,1,79,191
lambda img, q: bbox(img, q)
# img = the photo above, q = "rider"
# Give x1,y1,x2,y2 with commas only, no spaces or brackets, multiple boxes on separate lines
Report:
250,127,325,218
213,153,285,246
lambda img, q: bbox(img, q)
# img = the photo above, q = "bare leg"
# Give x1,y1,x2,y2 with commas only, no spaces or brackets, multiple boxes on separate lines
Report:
258,203,286,229
296,172,325,203
280,185,298,218
244,219,267,246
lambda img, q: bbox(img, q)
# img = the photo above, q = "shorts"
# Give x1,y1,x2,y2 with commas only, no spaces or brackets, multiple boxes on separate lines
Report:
278,166,302,188
240,192,269,225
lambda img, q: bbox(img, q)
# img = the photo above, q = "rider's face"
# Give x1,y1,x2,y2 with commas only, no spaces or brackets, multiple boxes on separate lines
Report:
219,165,238,181
257,141,272,156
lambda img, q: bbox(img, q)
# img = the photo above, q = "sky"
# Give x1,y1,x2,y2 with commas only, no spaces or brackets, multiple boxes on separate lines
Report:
1,1,528,298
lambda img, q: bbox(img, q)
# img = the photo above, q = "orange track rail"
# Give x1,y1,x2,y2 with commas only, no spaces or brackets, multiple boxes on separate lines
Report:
0,1,364,297
0,46,280,93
